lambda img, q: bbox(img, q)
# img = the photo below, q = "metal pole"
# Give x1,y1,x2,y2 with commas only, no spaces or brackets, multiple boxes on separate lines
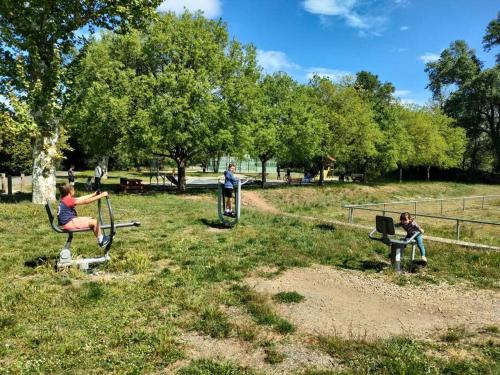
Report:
414,202,417,218
456,220,460,240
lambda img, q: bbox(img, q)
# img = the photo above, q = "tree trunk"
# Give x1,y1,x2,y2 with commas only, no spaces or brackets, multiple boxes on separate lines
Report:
176,159,187,193
261,159,267,188
101,156,109,179
212,154,222,173
398,162,403,183
426,165,431,181
493,137,500,173
318,158,324,186
32,132,59,204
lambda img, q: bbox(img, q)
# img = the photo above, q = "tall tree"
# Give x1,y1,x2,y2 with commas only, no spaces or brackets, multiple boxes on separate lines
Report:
484,12,500,63
404,107,466,180
426,40,500,172
143,12,257,192
310,76,381,181
0,0,161,203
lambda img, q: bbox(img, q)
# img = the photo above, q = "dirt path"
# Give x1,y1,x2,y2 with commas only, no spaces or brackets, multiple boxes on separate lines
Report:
242,191,280,214
246,265,500,340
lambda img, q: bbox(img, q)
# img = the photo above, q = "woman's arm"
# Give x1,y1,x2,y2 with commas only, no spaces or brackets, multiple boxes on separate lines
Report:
75,191,108,205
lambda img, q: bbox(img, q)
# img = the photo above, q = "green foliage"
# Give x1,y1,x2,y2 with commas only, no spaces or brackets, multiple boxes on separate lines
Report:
0,94,36,173
483,12,500,63
272,291,305,304
426,36,500,172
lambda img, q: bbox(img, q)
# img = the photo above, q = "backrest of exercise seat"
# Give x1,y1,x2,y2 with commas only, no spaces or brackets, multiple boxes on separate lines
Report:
375,215,395,238
45,201,64,233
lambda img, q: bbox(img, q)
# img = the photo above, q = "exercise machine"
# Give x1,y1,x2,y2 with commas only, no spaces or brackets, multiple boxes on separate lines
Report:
45,196,140,271
368,215,420,273
217,179,249,227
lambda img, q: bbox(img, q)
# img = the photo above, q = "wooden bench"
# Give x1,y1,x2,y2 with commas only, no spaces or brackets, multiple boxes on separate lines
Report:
120,178,144,193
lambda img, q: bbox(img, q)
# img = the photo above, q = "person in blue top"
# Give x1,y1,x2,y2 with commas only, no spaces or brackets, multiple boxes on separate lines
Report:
223,163,238,216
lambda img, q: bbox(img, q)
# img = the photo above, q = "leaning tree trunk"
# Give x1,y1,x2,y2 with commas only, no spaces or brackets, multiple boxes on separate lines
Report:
426,165,431,181
32,132,59,204
176,159,187,193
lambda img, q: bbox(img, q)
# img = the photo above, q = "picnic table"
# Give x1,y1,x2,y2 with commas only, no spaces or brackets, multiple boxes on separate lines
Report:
120,178,144,193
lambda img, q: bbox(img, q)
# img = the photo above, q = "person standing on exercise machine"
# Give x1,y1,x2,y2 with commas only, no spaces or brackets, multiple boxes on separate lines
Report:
223,163,239,217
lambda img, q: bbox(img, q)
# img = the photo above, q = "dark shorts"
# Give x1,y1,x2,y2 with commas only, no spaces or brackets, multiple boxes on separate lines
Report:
224,188,233,198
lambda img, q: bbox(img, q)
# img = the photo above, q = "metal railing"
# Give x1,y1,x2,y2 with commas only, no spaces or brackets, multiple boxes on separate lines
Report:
344,195,500,241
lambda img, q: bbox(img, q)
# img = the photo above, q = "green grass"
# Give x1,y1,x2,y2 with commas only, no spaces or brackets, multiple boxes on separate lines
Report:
0,179,499,373
273,291,305,304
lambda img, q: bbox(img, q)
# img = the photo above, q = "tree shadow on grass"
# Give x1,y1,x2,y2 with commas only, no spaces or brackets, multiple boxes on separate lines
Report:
315,223,336,232
24,255,58,268
0,192,32,204
338,259,389,272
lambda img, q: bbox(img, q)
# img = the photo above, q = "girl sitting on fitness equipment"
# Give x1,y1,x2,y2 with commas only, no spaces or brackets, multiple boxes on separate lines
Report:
397,212,427,263
58,183,110,247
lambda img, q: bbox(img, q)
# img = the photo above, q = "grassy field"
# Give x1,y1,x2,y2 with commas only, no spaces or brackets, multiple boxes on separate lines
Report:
259,181,500,247
0,179,499,374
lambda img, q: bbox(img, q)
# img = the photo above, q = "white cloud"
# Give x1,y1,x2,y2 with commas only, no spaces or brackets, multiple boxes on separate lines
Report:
306,67,353,82
303,0,370,29
400,25,409,31
257,50,301,73
158,0,222,19
419,53,440,63
302,0,396,34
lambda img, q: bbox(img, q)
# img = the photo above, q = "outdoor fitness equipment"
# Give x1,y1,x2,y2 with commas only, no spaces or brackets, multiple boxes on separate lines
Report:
45,196,140,271
368,215,420,273
217,179,248,227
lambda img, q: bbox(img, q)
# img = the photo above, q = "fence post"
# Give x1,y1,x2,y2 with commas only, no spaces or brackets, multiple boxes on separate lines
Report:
456,220,460,241
414,202,417,218
348,208,353,223
7,175,13,195
440,199,443,216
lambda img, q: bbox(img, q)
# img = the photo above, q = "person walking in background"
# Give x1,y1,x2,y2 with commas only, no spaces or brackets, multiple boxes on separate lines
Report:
94,163,104,190
276,164,281,180
68,166,75,186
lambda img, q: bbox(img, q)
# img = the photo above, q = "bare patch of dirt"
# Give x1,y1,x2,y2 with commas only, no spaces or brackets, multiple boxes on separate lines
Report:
242,191,280,214
179,333,338,374
246,265,500,340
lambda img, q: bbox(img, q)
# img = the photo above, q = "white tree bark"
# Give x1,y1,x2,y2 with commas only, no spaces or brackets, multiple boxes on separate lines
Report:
101,155,109,179
32,132,59,204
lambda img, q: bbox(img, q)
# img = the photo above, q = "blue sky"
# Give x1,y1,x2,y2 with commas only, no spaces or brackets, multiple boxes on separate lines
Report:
160,0,499,105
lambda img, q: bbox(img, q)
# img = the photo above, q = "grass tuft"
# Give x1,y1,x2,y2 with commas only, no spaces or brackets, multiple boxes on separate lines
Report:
195,306,232,338
273,291,305,304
